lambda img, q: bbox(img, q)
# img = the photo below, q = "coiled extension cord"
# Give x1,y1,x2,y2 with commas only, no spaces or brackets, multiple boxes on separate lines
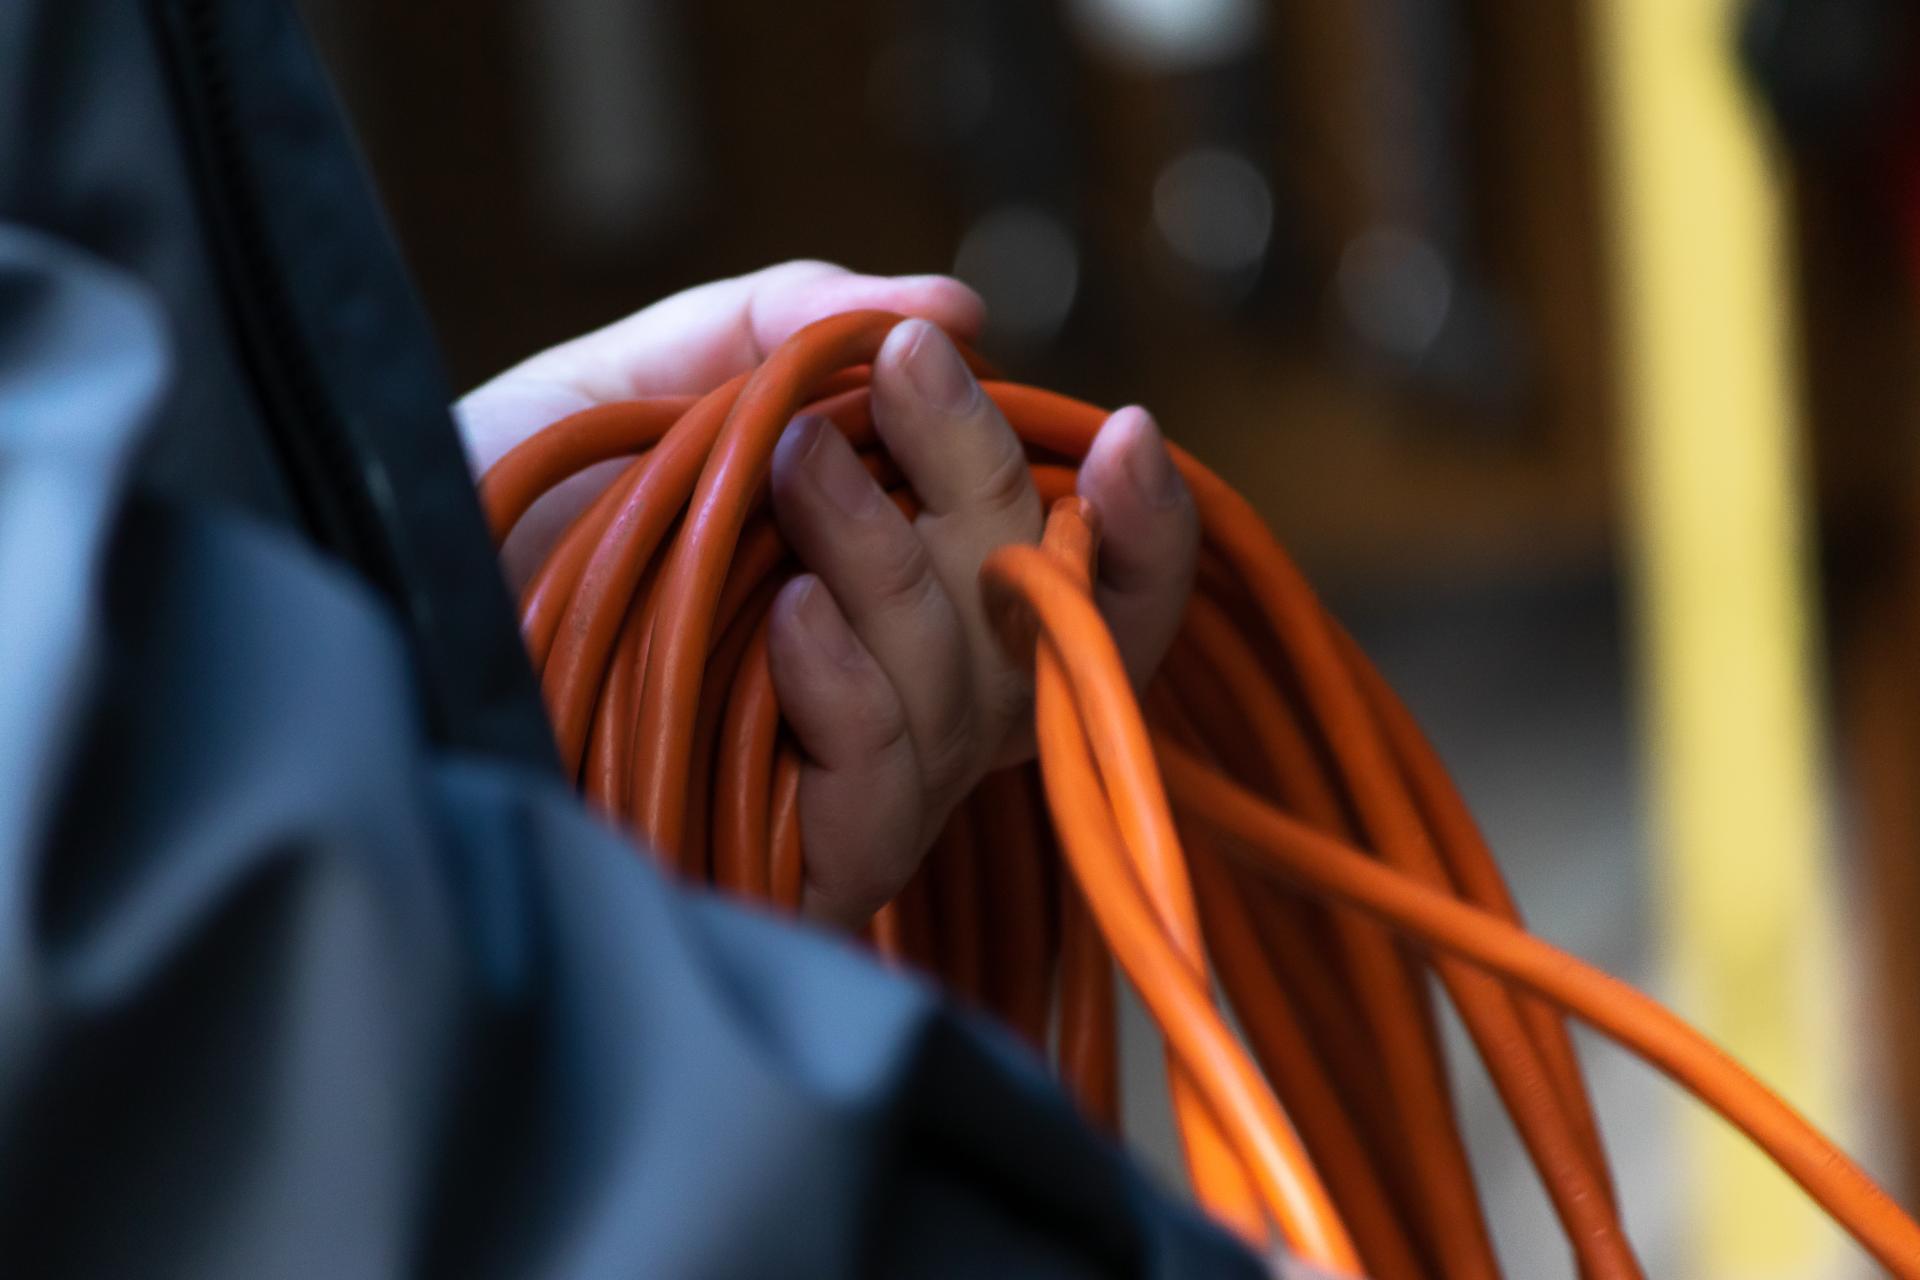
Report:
480,310,1920,1279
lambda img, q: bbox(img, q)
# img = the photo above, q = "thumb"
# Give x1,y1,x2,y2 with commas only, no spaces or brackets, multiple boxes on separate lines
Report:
1075,407,1200,688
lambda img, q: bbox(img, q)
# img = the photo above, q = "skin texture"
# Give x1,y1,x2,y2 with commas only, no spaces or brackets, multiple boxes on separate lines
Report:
458,261,1198,928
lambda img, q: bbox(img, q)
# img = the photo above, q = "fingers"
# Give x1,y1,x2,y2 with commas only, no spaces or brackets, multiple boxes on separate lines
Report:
456,260,985,593
769,327,1060,925
869,319,1035,520
770,415,977,808
471,261,985,423
765,576,925,927
868,319,1045,735
1076,406,1200,688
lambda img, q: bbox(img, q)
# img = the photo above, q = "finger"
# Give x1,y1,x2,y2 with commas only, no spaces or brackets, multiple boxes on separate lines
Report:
462,264,984,589
868,318,1040,522
495,456,627,593
1076,406,1199,687
868,320,1044,744
481,261,985,410
770,415,977,806
765,575,924,927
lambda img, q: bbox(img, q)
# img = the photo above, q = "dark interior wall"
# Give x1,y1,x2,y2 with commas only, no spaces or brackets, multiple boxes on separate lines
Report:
300,0,1620,581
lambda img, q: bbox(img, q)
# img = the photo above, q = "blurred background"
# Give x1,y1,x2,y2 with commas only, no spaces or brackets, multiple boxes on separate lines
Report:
297,0,1920,1274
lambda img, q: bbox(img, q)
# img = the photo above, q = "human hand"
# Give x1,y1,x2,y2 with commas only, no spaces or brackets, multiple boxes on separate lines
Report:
459,261,1198,928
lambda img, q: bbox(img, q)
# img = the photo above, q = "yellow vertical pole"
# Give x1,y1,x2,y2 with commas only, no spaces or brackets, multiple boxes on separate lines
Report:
1588,1,1852,1276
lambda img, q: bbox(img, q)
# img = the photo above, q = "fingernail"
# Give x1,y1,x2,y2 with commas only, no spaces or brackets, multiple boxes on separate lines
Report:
900,319,979,414
795,576,860,666
1120,408,1183,508
799,415,882,517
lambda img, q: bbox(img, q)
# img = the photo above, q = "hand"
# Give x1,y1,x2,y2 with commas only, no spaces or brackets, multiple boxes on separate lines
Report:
458,261,1199,928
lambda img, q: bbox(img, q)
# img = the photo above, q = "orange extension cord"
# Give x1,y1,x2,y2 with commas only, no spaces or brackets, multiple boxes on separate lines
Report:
481,310,1920,1279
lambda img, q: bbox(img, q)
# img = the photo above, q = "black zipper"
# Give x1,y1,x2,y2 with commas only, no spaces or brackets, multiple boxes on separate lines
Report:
151,0,402,585
141,0,560,772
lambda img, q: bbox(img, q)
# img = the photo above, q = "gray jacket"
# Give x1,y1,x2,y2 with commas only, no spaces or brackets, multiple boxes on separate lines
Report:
0,1,1259,1276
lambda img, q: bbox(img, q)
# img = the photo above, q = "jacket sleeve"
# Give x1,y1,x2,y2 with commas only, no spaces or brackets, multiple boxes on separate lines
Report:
0,224,1262,1280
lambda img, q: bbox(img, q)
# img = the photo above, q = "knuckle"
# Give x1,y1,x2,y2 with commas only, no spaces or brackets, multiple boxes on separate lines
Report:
972,435,1039,522
914,699,979,803
743,263,850,360
984,665,1034,732
865,531,941,617
819,663,915,765
810,834,916,922
850,692,915,763
763,258,844,284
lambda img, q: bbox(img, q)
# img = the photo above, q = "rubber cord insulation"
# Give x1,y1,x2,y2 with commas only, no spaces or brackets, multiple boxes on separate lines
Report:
481,310,1920,1279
